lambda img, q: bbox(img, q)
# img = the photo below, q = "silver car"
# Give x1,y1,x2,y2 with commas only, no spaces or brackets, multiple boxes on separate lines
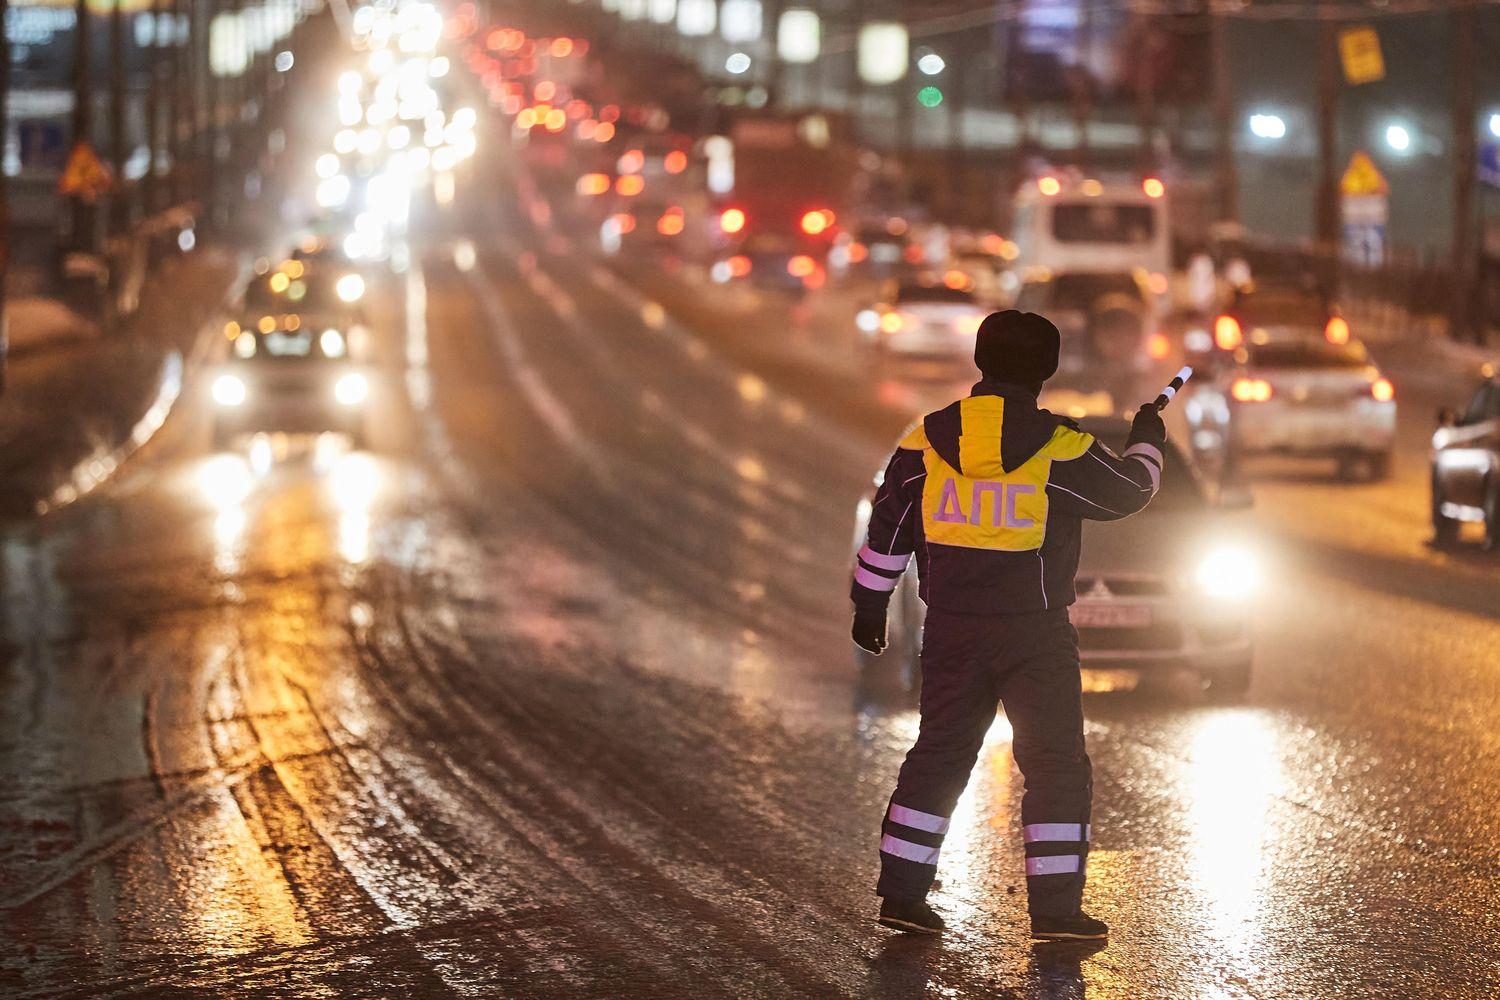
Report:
1184,325,1397,481
851,417,1259,703
856,281,986,362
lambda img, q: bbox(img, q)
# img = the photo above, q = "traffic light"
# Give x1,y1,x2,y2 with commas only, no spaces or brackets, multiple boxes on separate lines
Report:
917,86,943,108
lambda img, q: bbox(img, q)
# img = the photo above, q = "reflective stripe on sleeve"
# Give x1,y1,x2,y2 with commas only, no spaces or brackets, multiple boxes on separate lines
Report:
1026,854,1082,877
854,566,899,592
880,834,941,866
1122,443,1162,492
1023,823,1090,844
858,546,911,572
889,803,951,834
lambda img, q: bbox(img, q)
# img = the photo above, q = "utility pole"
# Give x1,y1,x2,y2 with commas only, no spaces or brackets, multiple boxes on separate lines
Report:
0,0,10,392
109,0,128,232
1315,9,1339,260
1071,3,1093,163
1209,2,1237,225
145,0,162,214
69,0,95,253
1451,0,1477,343
1133,12,1157,173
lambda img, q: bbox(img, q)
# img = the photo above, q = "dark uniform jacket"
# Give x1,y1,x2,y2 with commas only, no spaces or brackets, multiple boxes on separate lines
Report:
852,381,1163,615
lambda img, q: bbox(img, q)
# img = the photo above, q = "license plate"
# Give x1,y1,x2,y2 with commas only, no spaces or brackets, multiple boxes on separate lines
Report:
1072,603,1152,628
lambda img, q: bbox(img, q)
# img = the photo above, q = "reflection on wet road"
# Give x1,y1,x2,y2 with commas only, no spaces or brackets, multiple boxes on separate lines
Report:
5,139,1500,1000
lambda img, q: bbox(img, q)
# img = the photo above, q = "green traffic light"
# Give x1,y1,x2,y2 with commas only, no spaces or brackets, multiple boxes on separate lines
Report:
918,86,943,108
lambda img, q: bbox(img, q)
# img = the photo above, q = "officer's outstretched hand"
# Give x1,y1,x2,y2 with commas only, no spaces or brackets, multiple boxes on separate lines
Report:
852,608,888,655
1129,403,1167,448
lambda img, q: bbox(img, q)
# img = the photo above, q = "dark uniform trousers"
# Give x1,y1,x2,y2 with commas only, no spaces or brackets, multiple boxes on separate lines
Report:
876,607,1092,917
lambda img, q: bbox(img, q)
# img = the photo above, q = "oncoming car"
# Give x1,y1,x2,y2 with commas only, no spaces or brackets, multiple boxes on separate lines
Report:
851,416,1258,702
1431,372,1500,548
856,281,987,363
210,324,372,449
1185,327,1397,481
1013,269,1164,374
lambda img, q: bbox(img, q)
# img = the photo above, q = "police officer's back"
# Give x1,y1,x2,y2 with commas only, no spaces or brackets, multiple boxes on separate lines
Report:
852,310,1166,941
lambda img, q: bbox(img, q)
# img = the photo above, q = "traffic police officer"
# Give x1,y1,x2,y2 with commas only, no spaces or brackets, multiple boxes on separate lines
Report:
852,310,1166,941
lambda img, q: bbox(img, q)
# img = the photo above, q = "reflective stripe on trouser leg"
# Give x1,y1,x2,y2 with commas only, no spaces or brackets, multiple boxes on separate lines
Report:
878,801,951,893
1022,821,1090,913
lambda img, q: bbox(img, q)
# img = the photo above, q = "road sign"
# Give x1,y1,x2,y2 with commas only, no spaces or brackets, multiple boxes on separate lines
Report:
1340,150,1388,197
1338,25,1385,86
1480,141,1500,189
57,141,112,201
18,120,66,171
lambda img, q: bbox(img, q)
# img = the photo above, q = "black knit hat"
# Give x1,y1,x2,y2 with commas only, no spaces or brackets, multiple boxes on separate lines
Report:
974,310,1060,386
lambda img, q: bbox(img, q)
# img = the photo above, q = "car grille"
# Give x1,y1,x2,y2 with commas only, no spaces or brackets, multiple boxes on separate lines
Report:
1078,623,1184,652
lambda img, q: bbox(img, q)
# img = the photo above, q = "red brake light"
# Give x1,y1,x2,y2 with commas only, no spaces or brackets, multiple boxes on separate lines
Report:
800,208,835,236
1214,315,1243,351
720,208,746,234
788,254,816,278
663,150,688,174
727,254,751,277
1231,378,1273,403
1324,316,1350,344
1371,377,1394,402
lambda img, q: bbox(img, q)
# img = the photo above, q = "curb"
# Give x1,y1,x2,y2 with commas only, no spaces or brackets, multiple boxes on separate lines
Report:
31,255,256,517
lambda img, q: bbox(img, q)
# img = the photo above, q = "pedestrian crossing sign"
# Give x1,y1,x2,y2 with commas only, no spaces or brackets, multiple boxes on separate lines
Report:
1340,151,1388,197
57,141,112,202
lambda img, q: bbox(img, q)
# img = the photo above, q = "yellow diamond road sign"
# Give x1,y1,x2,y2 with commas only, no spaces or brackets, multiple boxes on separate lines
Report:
1341,151,1388,197
57,141,112,201
1339,25,1385,86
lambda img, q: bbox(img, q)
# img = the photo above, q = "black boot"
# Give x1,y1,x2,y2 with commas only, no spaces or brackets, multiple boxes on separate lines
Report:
878,897,946,935
1030,911,1108,941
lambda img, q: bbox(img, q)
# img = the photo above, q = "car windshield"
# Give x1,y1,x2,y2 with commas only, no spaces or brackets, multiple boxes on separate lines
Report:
1235,291,1327,327
1084,424,1205,512
1247,340,1368,369
896,285,975,305
1051,203,1155,244
1046,273,1141,310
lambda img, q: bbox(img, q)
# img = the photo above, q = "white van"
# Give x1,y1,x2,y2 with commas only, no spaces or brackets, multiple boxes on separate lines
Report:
1010,174,1172,284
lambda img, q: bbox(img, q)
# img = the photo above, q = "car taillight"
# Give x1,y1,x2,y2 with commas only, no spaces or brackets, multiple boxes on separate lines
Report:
719,208,746,234
1214,315,1243,351
847,241,869,264
879,312,904,334
1146,331,1171,359
1231,377,1273,402
1325,316,1350,344
787,255,816,278
800,209,835,236
1371,377,1394,402
727,254,751,277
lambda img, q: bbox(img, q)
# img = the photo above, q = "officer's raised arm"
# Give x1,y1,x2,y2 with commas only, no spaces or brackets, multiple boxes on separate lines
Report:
850,427,926,654
1045,404,1166,522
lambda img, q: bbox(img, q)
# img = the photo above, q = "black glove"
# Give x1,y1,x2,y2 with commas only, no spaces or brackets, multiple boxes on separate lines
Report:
1128,403,1166,448
852,608,888,655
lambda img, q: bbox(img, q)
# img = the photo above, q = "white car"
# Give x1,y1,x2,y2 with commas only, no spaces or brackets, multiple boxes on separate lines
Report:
1185,326,1397,481
856,281,986,362
852,417,1259,704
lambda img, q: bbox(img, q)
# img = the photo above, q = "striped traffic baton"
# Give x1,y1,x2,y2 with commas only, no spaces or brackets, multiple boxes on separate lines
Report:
1152,366,1193,411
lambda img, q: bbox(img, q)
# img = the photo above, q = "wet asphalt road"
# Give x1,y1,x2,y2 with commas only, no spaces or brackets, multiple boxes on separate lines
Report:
3,156,1500,998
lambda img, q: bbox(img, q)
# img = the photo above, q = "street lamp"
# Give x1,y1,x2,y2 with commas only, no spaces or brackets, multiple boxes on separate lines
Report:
1248,112,1286,140
777,9,820,64
1384,122,1412,153
858,22,908,86
1488,112,1500,139
725,52,752,75
916,51,944,76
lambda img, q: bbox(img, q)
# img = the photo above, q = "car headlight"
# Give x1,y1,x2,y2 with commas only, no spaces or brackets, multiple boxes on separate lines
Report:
212,374,247,406
336,273,366,302
334,372,369,406
1193,545,1261,600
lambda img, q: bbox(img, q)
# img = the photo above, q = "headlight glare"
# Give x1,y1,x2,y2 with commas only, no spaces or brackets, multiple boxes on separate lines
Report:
1194,546,1261,600
335,372,369,406
212,374,247,406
